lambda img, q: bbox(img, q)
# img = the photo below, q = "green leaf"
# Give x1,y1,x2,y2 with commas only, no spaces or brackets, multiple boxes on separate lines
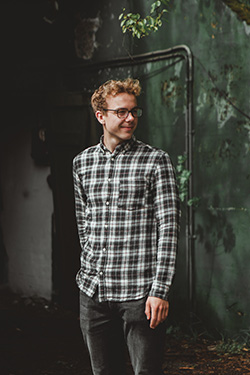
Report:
130,13,139,20
149,16,155,26
126,19,135,26
135,30,141,38
151,3,156,13
178,155,186,163
151,0,161,13
187,197,200,207
138,21,144,30
179,193,186,202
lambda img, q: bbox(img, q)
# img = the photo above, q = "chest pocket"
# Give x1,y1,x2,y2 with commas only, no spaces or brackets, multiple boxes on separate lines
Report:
118,178,147,210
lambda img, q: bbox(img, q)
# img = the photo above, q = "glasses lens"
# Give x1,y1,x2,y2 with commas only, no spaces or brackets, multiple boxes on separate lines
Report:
116,108,143,118
132,108,142,118
117,109,128,118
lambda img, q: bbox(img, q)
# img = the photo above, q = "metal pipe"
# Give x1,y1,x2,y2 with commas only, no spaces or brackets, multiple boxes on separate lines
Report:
182,46,195,313
76,45,195,311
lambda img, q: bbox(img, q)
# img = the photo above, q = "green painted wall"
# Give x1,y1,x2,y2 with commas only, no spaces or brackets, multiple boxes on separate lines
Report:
84,0,250,336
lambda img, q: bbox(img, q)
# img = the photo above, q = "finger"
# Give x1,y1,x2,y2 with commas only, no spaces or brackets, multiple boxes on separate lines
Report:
150,306,160,329
150,312,157,329
161,303,169,322
145,300,151,321
152,304,169,328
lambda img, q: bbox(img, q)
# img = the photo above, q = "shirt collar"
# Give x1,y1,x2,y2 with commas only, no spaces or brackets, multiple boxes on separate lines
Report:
98,135,137,155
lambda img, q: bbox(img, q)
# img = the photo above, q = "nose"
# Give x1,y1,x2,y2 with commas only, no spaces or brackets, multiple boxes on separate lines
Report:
125,111,135,121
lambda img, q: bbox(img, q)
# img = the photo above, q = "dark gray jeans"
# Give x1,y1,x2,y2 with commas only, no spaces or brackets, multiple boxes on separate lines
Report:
80,291,166,375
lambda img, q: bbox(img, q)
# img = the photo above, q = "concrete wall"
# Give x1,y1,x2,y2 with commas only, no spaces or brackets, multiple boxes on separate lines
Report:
0,124,53,300
85,0,250,334
1,0,249,334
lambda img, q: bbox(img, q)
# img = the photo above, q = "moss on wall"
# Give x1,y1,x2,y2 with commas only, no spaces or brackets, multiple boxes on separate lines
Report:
222,0,250,25
78,0,250,336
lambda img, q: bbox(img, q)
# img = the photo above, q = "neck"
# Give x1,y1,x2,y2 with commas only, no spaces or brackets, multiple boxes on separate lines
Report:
103,136,123,153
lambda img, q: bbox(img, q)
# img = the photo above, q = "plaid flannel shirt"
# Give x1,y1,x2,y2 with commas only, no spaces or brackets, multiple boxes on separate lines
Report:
73,136,180,302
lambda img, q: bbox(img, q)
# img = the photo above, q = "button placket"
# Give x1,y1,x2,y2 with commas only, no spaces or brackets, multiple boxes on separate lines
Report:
99,155,115,286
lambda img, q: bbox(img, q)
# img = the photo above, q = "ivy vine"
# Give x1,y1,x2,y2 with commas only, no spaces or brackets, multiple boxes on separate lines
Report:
119,2,199,207
119,0,170,39
176,155,200,207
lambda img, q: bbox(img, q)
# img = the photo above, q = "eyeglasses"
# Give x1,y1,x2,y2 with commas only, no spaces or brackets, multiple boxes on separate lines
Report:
103,107,143,119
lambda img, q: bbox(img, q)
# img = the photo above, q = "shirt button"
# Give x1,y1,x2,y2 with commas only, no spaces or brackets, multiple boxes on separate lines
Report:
108,178,111,182
103,248,106,252
106,201,110,206
105,224,108,229
99,271,104,276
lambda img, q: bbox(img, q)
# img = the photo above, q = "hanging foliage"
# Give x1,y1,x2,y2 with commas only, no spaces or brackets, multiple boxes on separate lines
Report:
119,0,170,38
176,155,200,207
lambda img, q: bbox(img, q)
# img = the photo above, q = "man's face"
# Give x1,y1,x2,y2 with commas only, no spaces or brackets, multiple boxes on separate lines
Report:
96,93,138,151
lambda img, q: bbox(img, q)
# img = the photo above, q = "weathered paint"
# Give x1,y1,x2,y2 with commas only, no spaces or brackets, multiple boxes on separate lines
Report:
2,0,249,335
86,0,250,335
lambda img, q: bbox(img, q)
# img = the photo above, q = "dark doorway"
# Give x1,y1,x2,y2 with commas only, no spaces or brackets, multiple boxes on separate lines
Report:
47,92,101,310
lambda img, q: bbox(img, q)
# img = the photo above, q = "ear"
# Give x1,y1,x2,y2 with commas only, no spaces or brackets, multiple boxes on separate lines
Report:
96,110,105,125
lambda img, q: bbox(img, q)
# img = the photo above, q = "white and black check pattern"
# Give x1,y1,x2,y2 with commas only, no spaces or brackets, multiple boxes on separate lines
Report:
73,136,180,302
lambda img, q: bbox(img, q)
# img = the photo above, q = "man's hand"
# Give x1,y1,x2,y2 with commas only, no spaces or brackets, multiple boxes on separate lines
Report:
145,296,169,329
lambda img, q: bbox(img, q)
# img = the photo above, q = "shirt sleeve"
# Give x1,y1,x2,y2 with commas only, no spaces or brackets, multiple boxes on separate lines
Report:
72,159,87,249
149,152,181,301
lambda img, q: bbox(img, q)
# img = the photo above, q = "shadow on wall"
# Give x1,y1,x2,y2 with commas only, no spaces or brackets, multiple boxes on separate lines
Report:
196,194,236,255
0,172,7,282
193,194,248,335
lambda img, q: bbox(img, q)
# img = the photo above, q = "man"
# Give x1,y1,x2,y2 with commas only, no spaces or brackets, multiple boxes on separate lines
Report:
73,78,180,375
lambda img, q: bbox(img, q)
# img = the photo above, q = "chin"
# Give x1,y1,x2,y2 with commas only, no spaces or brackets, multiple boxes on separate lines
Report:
123,134,133,140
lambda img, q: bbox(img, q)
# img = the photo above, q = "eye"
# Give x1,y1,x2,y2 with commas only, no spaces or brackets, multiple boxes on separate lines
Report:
117,109,128,117
132,108,142,117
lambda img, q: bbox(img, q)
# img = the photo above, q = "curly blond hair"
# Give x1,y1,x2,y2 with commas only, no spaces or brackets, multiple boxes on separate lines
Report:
91,78,141,113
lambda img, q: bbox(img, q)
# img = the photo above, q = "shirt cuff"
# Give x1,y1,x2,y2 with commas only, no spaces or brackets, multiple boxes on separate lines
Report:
148,282,170,301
